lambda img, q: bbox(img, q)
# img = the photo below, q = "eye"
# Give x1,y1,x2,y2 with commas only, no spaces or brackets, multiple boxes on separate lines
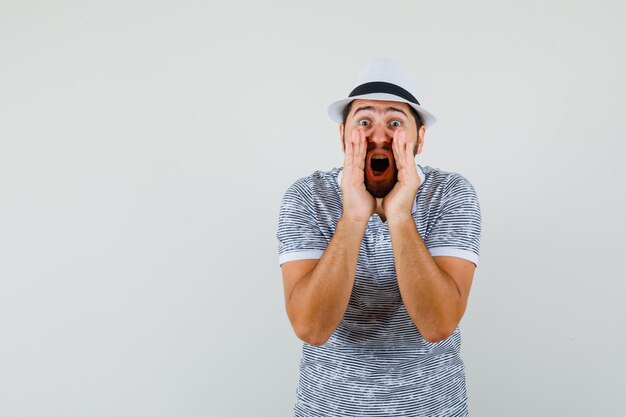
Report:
389,120,402,127
358,119,371,127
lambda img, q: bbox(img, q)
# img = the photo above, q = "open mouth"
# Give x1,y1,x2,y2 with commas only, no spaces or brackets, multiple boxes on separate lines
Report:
370,155,390,176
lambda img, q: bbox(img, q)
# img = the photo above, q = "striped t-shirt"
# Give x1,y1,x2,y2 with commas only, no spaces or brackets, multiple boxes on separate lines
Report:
277,164,481,417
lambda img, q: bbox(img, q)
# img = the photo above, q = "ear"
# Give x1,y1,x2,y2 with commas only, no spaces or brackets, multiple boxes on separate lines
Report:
416,125,426,155
339,123,345,152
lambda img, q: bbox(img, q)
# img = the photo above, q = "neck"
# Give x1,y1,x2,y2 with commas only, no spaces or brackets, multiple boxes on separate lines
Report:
375,198,386,222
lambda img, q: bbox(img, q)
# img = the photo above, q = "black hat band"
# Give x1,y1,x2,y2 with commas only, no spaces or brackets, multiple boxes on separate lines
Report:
348,81,420,106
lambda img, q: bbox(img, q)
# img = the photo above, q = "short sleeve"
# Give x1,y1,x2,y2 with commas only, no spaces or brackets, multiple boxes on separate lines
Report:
425,174,482,266
277,179,327,266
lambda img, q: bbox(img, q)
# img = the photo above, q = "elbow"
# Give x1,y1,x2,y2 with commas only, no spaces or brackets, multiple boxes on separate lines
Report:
288,313,332,346
421,324,458,343
293,324,331,346
422,331,452,343
417,306,464,343
300,334,330,347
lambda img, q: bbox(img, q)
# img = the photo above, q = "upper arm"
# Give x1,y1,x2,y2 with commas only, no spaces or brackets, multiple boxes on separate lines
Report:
281,259,319,308
426,175,480,318
433,256,476,315
277,179,327,325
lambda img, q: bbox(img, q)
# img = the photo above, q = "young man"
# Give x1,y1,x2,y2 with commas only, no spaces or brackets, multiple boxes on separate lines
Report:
277,58,481,416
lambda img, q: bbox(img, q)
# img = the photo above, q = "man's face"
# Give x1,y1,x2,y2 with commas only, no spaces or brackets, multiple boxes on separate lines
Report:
340,100,425,198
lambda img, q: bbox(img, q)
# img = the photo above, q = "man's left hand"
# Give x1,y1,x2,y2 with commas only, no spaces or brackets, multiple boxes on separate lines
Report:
382,130,421,221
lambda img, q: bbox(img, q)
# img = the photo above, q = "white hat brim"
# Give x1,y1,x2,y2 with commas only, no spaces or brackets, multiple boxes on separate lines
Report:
327,92,437,128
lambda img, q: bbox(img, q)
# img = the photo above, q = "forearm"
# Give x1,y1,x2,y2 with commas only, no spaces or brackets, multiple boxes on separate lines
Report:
387,215,463,342
288,216,367,345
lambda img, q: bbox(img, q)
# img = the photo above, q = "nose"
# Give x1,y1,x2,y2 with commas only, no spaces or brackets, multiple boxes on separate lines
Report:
368,123,392,146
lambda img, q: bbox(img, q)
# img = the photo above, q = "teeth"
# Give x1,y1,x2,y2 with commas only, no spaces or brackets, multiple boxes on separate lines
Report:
371,155,388,159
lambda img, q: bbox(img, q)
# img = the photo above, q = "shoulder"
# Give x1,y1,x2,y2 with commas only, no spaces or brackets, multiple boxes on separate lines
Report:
280,168,342,208
283,168,341,196
420,165,478,199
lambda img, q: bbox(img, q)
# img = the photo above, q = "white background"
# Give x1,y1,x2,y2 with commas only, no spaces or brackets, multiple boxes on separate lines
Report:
1,1,625,416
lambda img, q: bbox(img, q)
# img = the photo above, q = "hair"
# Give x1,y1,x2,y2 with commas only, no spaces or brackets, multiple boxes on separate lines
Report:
341,100,423,130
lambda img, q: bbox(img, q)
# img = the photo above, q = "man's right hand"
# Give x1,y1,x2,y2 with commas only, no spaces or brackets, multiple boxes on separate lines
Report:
340,129,375,224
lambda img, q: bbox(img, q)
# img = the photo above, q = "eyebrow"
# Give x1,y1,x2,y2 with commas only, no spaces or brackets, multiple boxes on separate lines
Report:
353,106,408,118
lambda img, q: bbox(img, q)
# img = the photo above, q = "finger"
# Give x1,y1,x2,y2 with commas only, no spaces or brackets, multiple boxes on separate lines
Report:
356,129,366,169
400,130,413,166
351,129,361,169
403,131,414,171
393,130,404,169
400,130,411,164
344,131,354,168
